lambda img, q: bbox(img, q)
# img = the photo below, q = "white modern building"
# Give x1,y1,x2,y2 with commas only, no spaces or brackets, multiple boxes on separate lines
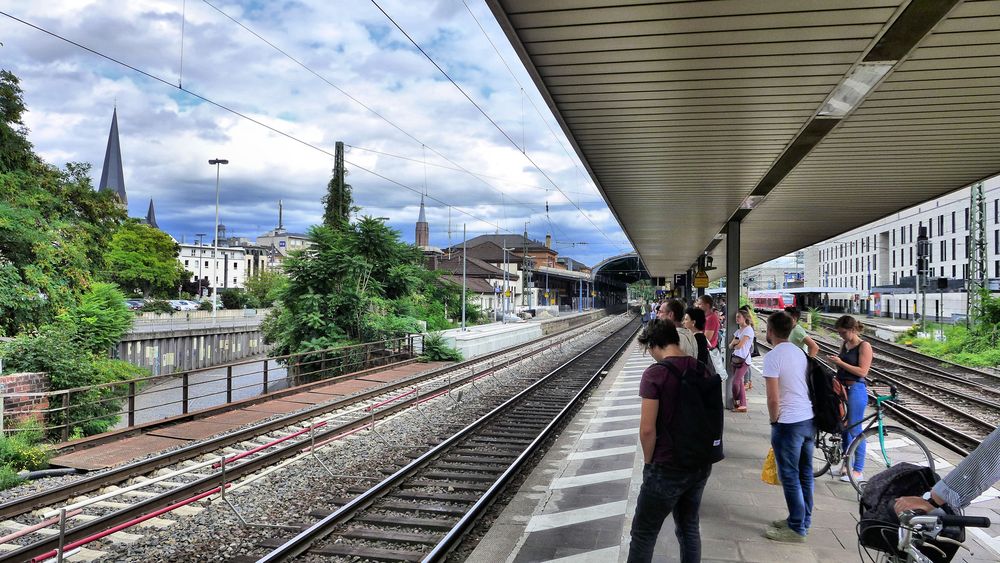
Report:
178,243,250,293
804,175,1000,321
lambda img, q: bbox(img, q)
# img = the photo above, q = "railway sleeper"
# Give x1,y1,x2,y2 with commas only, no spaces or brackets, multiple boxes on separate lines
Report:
340,526,441,545
355,513,457,530
307,543,425,562
376,500,468,516
387,490,480,503
406,479,491,492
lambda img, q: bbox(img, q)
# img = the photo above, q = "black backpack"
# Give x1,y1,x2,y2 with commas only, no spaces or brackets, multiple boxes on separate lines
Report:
858,463,964,563
658,359,725,470
805,356,849,434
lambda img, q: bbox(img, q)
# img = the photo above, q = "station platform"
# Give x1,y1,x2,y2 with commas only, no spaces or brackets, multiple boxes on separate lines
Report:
816,312,914,340
471,342,1000,563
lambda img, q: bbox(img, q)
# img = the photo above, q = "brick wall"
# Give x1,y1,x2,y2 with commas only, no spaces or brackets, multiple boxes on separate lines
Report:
0,372,50,425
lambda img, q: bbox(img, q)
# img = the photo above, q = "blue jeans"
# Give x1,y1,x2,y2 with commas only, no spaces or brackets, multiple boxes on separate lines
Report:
628,464,711,563
771,419,814,536
841,381,868,472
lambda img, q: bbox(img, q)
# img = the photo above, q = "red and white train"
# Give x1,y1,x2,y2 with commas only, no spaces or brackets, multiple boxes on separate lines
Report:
748,291,796,312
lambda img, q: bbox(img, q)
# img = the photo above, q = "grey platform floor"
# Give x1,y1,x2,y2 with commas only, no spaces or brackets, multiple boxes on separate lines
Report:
469,341,1000,563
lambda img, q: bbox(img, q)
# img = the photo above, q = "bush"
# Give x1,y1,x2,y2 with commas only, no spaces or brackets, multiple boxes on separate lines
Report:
139,299,174,314
57,283,133,354
198,300,214,311
0,421,49,472
220,289,250,310
0,466,21,491
419,332,463,362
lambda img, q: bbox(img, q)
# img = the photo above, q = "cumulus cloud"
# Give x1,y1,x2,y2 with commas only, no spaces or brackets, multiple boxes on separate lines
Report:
0,0,630,266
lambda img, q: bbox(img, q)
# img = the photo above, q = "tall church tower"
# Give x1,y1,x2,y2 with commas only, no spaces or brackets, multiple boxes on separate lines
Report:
415,195,429,248
98,108,128,207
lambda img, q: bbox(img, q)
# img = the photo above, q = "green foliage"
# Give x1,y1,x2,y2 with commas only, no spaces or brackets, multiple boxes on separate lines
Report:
0,421,49,471
139,299,175,314
104,220,186,298
220,288,250,310
265,217,477,362
57,283,133,354
244,270,287,308
198,300,214,311
0,467,21,491
419,332,463,362
322,161,357,230
0,69,35,173
628,280,654,302
807,307,820,329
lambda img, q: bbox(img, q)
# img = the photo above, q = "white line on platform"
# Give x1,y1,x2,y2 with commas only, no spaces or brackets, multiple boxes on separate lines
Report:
524,501,627,532
567,445,637,461
595,404,636,413
550,468,633,490
539,546,620,563
581,428,636,440
589,414,641,424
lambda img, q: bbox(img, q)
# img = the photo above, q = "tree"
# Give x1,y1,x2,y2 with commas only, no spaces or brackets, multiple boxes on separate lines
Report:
321,141,356,230
244,269,288,308
104,220,187,297
0,69,127,335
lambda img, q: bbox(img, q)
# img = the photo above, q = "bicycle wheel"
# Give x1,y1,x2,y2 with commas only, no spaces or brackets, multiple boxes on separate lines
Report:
845,425,935,494
813,430,842,478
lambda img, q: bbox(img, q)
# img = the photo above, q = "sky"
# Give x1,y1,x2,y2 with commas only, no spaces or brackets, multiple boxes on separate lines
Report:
0,0,634,267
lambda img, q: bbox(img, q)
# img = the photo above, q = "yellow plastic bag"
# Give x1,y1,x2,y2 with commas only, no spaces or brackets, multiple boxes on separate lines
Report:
761,447,780,485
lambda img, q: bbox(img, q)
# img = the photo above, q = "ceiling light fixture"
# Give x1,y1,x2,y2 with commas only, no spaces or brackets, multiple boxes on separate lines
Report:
817,63,895,118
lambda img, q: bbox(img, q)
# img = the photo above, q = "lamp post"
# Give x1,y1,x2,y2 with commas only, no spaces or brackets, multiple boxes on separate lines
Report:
195,233,206,298
209,158,229,323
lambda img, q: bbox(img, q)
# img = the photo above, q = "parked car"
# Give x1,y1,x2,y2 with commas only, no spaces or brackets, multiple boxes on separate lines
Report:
124,299,144,311
168,300,199,311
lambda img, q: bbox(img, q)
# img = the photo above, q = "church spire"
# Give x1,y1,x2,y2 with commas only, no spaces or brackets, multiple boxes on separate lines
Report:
415,194,429,247
145,199,159,229
98,108,127,206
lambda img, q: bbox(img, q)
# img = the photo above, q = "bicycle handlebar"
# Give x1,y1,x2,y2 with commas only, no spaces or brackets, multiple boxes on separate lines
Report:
939,514,992,528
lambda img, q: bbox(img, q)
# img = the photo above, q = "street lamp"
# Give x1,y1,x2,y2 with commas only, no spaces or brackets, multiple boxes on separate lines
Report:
209,158,229,323
195,233,206,298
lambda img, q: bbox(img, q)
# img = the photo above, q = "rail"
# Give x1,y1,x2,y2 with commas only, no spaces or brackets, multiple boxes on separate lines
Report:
0,335,421,439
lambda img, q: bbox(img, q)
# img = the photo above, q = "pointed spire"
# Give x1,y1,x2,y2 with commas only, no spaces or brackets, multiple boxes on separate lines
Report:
98,108,127,206
145,199,159,229
417,194,427,223
415,194,429,248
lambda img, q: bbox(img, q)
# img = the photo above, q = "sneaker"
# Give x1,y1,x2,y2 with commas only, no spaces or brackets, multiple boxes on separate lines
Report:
734,406,748,413
765,526,806,543
769,519,788,530
840,470,863,483
831,464,847,477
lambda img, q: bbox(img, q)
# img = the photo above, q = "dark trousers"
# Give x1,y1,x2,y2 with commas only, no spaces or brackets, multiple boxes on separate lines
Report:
627,463,712,563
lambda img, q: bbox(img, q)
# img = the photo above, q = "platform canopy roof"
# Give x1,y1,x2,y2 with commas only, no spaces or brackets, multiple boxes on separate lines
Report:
488,0,1000,278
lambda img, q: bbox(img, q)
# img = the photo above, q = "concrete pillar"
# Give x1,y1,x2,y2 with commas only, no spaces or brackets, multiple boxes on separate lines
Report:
725,220,740,368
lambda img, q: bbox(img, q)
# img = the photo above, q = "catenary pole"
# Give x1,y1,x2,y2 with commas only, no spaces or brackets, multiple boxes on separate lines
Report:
461,224,467,331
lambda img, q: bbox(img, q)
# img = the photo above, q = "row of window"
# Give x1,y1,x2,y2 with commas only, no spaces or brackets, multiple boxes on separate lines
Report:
829,260,1000,289
823,230,1000,276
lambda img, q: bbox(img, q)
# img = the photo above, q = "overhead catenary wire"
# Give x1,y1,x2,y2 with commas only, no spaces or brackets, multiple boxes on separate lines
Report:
371,0,624,252
198,0,556,219
0,9,512,235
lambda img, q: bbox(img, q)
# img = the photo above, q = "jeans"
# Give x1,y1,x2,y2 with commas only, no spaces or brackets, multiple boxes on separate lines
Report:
731,359,748,408
628,464,712,563
771,419,814,536
841,380,868,472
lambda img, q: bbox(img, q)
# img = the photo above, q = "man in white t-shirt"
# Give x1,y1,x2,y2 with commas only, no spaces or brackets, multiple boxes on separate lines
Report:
762,311,814,544
654,299,698,358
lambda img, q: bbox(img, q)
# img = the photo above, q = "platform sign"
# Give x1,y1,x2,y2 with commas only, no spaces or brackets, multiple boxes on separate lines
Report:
694,270,710,289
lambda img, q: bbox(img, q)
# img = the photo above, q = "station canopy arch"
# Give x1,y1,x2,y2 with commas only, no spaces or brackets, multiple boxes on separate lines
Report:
591,252,649,284
488,0,1000,279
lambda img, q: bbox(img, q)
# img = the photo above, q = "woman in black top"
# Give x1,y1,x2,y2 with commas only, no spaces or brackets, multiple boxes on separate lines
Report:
683,307,712,369
827,315,873,482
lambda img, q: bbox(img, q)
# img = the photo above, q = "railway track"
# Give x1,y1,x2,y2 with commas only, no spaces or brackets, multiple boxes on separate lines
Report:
248,317,640,562
0,315,627,562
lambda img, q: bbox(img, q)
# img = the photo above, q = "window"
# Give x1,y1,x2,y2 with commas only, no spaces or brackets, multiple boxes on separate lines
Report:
929,245,933,262
952,238,956,260
929,221,933,238
909,224,913,242
909,247,913,265
952,211,956,233
233,263,238,270
996,260,1000,278
893,272,897,284
873,255,877,269
952,265,956,278
938,215,944,234
965,208,970,231
966,235,970,258
204,260,209,267
892,230,896,245
995,199,999,224
892,252,896,267
184,260,189,267
233,277,238,284
941,240,946,261
996,230,999,254
900,227,906,245
940,267,944,277
963,264,968,278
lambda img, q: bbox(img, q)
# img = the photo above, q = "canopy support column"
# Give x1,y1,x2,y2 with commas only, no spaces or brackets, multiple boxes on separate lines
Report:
725,221,741,367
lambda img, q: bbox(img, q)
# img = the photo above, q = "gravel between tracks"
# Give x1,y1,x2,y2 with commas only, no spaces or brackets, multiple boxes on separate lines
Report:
90,317,630,562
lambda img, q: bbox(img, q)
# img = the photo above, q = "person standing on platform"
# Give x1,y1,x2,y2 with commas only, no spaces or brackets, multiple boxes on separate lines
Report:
739,305,756,390
655,299,698,358
727,309,754,412
763,311,814,543
829,315,873,483
683,307,713,372
698,295,726,376
629,320,713,563
784,307,819,357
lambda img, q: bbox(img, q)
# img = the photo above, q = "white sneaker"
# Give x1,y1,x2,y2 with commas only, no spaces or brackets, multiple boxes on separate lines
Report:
840,471,863,482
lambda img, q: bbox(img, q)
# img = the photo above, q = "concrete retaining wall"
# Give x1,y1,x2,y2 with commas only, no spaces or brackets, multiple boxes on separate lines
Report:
438,309,610,360
116,326,267,376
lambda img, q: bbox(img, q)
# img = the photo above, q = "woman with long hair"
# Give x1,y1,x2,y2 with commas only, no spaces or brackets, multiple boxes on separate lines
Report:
828,315,873,482
727,309,754,413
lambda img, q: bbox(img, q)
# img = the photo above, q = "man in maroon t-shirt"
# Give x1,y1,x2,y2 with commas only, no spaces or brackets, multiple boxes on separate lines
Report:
629,320,712,563
698,295,725,377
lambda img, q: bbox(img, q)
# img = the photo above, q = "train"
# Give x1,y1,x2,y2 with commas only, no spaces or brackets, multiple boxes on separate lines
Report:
748,291,796,312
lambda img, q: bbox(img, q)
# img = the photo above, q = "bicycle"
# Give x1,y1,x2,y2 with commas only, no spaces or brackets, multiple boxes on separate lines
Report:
812,382,935,493
859,510,992,563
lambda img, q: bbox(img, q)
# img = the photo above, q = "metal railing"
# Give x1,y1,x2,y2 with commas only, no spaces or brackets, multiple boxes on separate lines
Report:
0,334,422,440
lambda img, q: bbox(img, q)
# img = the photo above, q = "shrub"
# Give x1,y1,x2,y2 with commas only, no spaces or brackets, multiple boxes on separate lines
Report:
139,299,174,314
57,282,133,354
0,421,50,472
198,300,214,311
419,332,463,362
220,289,250,310
0,466,21,491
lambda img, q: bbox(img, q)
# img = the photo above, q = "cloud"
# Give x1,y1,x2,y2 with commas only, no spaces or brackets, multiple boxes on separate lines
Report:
0,0,626,267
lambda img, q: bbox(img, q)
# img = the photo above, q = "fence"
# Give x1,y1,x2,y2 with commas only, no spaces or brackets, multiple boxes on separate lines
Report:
0,334,422,440
129,308,271,331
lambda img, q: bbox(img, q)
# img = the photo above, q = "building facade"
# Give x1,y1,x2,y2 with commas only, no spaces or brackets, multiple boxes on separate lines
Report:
805,176,1000,320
